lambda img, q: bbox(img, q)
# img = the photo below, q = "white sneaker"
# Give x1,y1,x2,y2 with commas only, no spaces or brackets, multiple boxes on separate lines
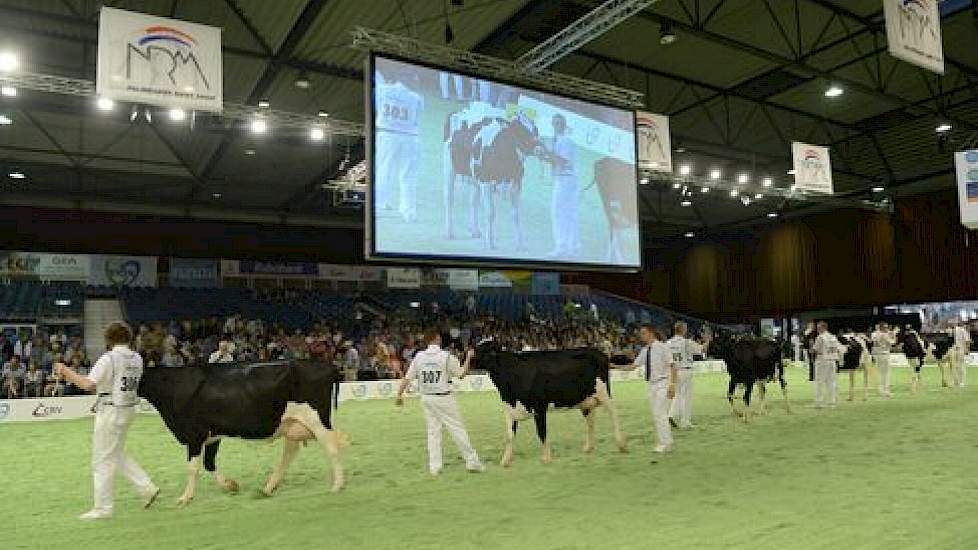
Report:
142,484,160,509
79,509,112,521
466,464,486,473
653,445,674,454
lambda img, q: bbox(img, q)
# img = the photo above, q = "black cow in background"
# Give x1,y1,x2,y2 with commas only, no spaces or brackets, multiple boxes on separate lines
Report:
710,333,789,422
442,109,543,250
473,340,626,466
898,328,954,389
139,361,345,506
838,333,872,401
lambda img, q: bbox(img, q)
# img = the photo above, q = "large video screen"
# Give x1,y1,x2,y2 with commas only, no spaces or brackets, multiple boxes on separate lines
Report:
367,54,641,270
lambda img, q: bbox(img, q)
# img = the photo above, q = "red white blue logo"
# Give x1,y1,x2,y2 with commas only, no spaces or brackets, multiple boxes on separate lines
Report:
137,26,198,49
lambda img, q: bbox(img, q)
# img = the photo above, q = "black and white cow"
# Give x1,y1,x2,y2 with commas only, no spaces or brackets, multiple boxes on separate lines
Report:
710,333,789,422
838,333,872,401
899,329,954,389
472,340,626,466
138,361,344,506
443,109,542,250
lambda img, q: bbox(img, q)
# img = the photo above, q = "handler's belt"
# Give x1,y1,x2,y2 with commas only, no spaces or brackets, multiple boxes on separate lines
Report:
424,392,451,396
96,393,137,408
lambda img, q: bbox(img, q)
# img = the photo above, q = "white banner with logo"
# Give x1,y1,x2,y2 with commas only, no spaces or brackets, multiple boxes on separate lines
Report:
386,267,422,289
447,269,479,291
0,252,90,281
636,111,672,173
88,255,158,287
97,7,224,112
955,150,978,229
791,142,834,194
884,0,944,75
318,264,385,282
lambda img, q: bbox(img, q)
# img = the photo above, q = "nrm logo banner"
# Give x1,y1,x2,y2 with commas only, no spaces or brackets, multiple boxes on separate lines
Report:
124,25,211,92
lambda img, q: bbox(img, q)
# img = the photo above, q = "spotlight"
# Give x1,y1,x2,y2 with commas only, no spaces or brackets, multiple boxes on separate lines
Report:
659,24,677,45
257,100,270,108
250,118,267,134
824,85,844,98
767,212,778,218
639,177,649,185
168,108,186,122
710,169,722,180
737,173,749,184
741,196,752,206
674,147,686,153
679,164,692,176
0,114,11,125
684,232,695,238
787,169,796,175
872,186,885,193
0,52,18,72
1,86,17,97
96,97,114,111
310,127,325,141
672,182,681,189
212,192,222,199
9,171,25,179
936,122,952,134
762,177,773,187
730,189,739,197
754,193,764,199
317,111,329,118
681,199,692,207
700,187,709,193
244,148,256,156
294,72,311,89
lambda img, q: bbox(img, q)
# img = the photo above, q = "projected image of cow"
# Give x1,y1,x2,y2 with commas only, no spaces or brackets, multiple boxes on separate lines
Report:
369,55,641,270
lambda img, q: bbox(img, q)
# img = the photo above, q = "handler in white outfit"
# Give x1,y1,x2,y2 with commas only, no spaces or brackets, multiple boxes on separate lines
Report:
812,321,842,408
667,321,708,429
632,324,676,453
871,322,895,397
952,321,972,388
55,322,159,520
396,328,484,476
548,113,579,258
375,70,424,222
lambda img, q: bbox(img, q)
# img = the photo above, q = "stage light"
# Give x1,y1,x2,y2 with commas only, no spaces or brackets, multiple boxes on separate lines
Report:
762,177,773,187
310,127,325,141
672,182,681,189
729,189,739,197
684,232,695,238
710,169,721,180
250,118,267,134
55,299,71,306
96,97,114,111
700,187,709,193
824,85,844,98
767,212,778,218
0,114,11,125
212,192,222,199
244,149,256,156
872,186,885,193
754,193,764,199
659,24,677,45
258,100,270,108
639,177,649,185
1,86,17,97
737,173,749,184
168,108,186,121
680,199,692,207
0,52,18,72
317,111,329,118
9,171,25,179
679,164,691,176
787,169,796,175
936,122,952,134
294,72,311,89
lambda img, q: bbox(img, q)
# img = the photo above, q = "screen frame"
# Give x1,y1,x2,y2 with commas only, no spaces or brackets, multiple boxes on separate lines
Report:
365,51,643,273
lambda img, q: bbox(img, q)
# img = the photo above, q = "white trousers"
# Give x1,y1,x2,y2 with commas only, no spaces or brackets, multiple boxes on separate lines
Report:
875,354,891,395
92,407,153,513
668,369,694,427
952,348,968,387
421,394,482,474
375,131,420,219
648,380,673,449
550,176,579,256
814,360,837,407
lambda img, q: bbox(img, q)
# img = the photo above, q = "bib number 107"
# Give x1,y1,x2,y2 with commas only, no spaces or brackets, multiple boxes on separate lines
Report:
421,371,442,384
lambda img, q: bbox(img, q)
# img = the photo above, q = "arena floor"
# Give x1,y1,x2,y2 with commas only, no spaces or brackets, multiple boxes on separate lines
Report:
6,366,978,549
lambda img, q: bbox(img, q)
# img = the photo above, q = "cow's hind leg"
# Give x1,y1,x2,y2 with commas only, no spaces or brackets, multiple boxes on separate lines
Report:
262,439,301,497
581,409,596,454
847,371,856,401
779,373,791,414
741,381,754,424
595,379,627,452
727,379,742,418
501,404,520,467
309,424,345,493
755,381,768,415
176,443,204,508
203,440,239,493
534,410,552,464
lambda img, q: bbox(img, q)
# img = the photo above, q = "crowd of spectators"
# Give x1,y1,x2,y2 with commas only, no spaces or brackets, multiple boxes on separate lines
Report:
1,328,90,399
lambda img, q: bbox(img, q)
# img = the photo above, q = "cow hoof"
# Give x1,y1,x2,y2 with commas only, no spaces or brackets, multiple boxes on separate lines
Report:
541,456,553,465
259,487,275,498
582,445,595,454
330,482,345,494
223,479,240,493
617,445,628,454
176,497,192,508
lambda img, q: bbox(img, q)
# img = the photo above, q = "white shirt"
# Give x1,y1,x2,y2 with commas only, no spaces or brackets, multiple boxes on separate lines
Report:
87,345,143,407
954,326,971,350
634,342,673,383
209,351,234,364
553,135,576,176
871,330,893,355
405,345,462,395
376,82,424,135
667,336,703,369
814,332,842,362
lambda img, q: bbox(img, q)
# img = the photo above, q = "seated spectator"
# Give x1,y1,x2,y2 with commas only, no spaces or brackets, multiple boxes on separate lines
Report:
209,340,235,364
3,354,25,398
24,362,43,397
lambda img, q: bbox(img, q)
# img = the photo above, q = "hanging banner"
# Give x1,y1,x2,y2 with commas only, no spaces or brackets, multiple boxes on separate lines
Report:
635,111,672,173
237,260,318,277
89,255,158,287
96,7,224,112
168,258,220,288
318,264,385,282
478,270,512,288
531,272,561,295
387,267,422,289
791,142,834,194
955,150,978,230
0,252,90,281
884,0,944,75
447,269,479,291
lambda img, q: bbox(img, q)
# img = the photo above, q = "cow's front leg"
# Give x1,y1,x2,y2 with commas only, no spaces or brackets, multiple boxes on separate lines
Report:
727,379,741,418
581,409,596,454
203,440,239,493
309,425,345,493
177,446,203,508
509,182,526,251
594,379,626,452
262,439,302,497
756,381,768,414
742,380,754,424
534,410,552,464
779,376,791,414
501,404,519,467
